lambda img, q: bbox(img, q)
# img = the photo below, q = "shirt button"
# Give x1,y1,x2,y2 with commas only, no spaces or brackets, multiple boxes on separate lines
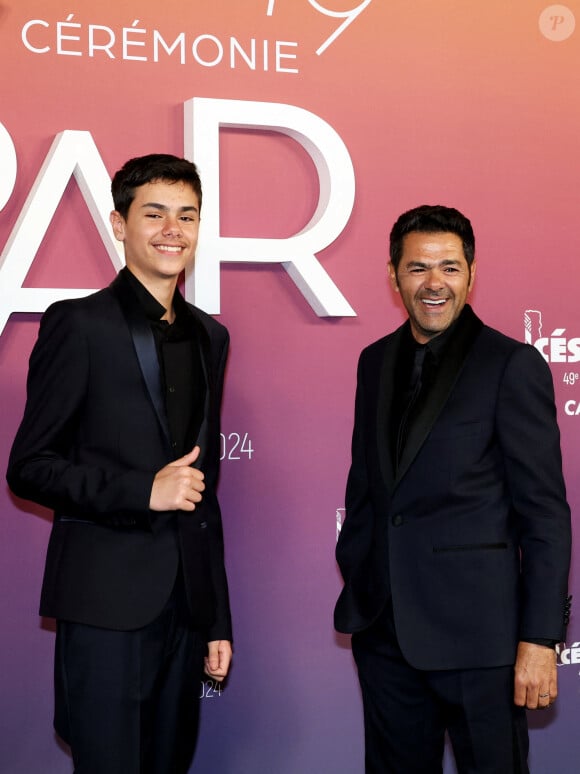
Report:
392,514,403,527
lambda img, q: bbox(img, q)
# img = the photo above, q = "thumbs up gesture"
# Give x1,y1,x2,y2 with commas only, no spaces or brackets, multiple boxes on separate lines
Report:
149,446,205,511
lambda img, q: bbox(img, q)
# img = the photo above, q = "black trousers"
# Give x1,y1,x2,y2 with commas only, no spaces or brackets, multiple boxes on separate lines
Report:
54,575,205,774
352,603,529,774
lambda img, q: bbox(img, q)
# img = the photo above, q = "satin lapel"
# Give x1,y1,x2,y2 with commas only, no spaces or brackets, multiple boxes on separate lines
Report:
185,306,211,470
377,327,405,493
109,274,173,454
395,307,483,484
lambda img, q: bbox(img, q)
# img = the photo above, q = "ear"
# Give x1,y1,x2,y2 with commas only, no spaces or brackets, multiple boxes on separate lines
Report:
468,259,477,291
110,211,126,242
387,262,399,292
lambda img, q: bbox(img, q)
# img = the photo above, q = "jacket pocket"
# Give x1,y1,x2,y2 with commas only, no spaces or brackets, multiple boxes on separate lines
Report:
56,516,95,525
433,542,508,553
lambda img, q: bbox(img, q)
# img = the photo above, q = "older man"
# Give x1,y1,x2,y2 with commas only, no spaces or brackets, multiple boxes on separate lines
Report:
335,204,571,773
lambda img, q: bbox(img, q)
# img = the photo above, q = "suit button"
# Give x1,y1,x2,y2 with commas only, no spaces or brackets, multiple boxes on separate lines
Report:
392,514,403,527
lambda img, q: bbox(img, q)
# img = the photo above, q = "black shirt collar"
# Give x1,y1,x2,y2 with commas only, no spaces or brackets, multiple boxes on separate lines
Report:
405,304,473,363
122,267,167,322
121,266,191,328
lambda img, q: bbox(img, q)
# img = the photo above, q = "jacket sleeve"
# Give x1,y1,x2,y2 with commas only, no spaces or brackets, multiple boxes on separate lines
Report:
205,327,233,642
496,344,571,641
6,302,155,524
336,351,375,583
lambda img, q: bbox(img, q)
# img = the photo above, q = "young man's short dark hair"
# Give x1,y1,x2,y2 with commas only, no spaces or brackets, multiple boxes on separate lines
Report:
111,154,202,218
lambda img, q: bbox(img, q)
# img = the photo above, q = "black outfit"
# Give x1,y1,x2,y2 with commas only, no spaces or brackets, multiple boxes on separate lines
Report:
335,305,571,773
8,268,231,773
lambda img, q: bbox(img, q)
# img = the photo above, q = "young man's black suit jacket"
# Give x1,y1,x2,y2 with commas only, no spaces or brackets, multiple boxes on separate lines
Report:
8,269,231,643
335,305,570,670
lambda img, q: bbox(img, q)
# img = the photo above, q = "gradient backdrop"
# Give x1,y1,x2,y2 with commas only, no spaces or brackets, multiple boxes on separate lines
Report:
1,1,580,772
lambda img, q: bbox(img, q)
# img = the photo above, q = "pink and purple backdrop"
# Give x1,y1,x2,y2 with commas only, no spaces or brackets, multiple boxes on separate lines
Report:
1,1,580,771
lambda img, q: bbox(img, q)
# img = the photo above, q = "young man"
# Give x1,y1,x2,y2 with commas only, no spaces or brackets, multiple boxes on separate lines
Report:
8,154,232,773
334,205,571,773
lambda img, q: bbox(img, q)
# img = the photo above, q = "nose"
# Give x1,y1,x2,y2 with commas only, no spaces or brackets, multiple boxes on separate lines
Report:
162,216,182,237
424,269,444,291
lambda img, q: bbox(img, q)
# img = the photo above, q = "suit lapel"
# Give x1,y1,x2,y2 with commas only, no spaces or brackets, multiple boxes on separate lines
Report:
109,273,173,455
184,305,211,469
377,326,405,492
395,306,483,484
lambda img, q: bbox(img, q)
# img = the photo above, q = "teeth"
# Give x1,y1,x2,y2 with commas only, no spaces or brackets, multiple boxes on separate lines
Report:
422,299,446,305
156,245,182,253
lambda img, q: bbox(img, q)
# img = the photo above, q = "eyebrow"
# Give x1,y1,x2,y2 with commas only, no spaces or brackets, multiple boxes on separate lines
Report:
405,259,463,268
141,202,199,214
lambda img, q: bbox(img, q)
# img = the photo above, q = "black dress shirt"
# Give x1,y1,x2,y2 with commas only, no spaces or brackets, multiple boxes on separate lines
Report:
122,268,205,459
391,312,459,466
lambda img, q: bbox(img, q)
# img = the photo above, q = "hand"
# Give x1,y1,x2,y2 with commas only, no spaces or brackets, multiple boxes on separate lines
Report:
149,446,205,511
204,640,232,682
513,641,557,709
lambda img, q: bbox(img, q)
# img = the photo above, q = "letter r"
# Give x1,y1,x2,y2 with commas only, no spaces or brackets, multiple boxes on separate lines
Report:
183,97,356,316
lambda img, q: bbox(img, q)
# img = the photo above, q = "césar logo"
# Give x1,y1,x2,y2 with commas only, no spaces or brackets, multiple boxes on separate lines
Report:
556,642,580,666
525,310,580,363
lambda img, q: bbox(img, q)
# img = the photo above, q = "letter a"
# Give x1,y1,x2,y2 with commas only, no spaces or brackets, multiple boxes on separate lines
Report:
0,130,122,334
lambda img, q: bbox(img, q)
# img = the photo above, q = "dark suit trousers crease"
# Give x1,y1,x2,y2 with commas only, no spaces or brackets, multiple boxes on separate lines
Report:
54,572,205,774
352,602,529,774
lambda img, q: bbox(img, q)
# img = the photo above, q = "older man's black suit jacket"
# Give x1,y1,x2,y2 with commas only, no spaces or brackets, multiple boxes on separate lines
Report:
8,270,231,642
335,306,570,670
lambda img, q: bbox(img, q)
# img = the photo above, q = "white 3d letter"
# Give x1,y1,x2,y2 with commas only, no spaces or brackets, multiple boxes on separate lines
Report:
0,122,17,212
184,97,356,316
0,131,122,334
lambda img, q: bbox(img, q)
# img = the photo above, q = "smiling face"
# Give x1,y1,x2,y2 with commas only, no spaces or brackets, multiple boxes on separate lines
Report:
110,179,200,292
388,231,476,343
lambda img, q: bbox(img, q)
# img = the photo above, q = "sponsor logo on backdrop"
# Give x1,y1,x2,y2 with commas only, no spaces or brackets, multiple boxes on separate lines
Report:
524,309,580,415
20,1,373,70
524,309,580,363
539,5,576,42
556,642,580,672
